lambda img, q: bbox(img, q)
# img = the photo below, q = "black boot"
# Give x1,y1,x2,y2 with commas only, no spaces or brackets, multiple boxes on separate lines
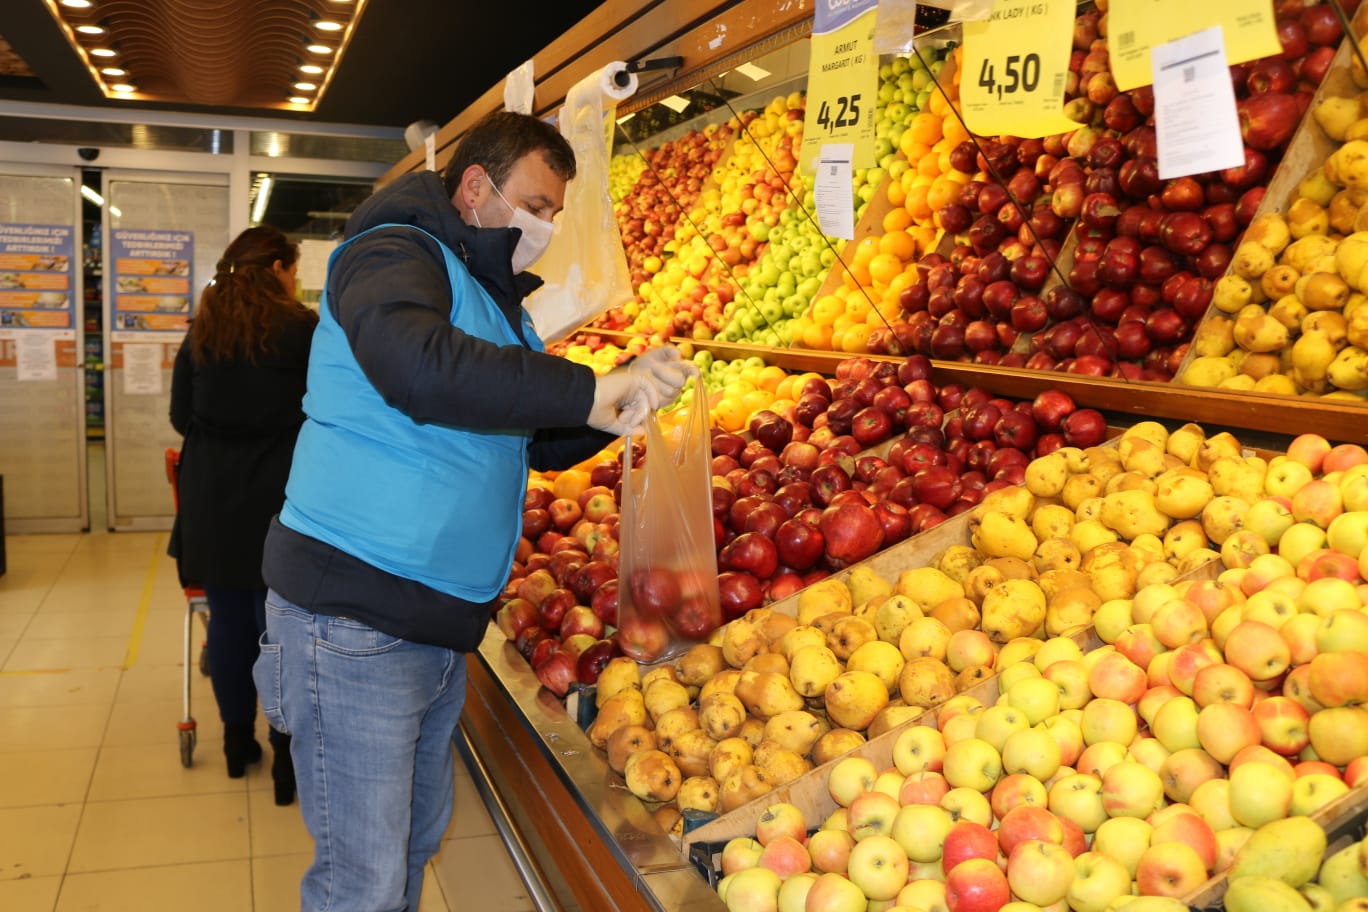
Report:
223,722,262,778
271,735,296,806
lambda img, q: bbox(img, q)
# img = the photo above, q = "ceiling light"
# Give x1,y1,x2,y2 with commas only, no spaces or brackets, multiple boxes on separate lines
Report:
100,67,126,76
251,176,273,225
60,0,93,7
300,64,323,74
76,25,105,35
306,44,334,54
294,82,317,91
110,83,136,93
314,20,343,31
288,96,311,105
90,47,116,57
80,185,104,206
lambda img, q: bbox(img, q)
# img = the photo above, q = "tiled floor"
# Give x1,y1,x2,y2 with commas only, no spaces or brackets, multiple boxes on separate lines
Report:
0,445,536,911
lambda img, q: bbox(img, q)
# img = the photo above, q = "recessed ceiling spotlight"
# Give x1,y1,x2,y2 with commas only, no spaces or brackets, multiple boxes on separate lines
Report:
288,96,311,105
100,67,126,76
315,20,343,31
76,25,105,35
60,0,93,7
90,47,116,58
110,83,136,93
306,44,334,54
300,64,324,74
293,82,317,91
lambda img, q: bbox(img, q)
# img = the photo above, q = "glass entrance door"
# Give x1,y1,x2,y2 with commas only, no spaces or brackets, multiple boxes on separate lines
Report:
0,166,87,533
102,172,229,530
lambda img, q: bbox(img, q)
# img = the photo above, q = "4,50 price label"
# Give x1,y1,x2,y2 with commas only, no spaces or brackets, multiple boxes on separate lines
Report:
977,53,1042,100
961,0,1078,138
815,94,863,134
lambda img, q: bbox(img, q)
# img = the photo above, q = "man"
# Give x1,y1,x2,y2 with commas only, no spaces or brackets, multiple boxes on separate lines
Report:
255,110,689,912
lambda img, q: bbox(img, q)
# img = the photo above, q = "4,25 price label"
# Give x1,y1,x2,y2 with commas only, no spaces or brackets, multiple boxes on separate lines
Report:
961,0,1078,138
814,94,863,134
977,52,1042,100
800,0,879,173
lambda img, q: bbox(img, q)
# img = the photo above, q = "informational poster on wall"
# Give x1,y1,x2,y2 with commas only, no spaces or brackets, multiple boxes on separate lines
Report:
110,228,194,338
0,223,75,331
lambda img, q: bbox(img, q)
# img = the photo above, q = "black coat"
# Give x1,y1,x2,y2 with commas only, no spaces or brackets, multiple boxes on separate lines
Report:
168,314,317,588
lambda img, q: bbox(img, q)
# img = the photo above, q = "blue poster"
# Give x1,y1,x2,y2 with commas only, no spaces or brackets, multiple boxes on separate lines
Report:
0,223,75,330
110,228,194,335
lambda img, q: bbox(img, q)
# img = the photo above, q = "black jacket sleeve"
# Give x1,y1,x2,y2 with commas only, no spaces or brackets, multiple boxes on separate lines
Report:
528,426,618,473
326,227,599,431
169,337,192,436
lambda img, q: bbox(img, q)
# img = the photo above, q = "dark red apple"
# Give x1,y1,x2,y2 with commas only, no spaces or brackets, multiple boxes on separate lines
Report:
1237,93,1300,150
775,517,825,571
819,501,886,569
627,567,682,619
717,571,764,620
719,531,779,579
575,638,618,685
1061,408,1108,447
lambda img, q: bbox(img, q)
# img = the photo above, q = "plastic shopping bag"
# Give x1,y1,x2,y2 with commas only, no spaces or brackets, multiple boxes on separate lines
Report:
615,382,721,663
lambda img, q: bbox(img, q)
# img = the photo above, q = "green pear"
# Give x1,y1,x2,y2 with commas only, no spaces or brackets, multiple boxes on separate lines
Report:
1319,842,1368,904
1229,816,1326,887
1225,876,1313,912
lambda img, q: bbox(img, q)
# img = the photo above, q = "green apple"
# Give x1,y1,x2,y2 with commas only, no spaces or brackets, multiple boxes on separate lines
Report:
847,835,910,901
1067,851,1133,912
1228,759,1293,827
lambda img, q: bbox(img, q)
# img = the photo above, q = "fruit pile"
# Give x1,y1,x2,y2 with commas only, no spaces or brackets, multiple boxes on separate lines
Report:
706,468,1368,911
1180,29,1368,400
890,3,1343,381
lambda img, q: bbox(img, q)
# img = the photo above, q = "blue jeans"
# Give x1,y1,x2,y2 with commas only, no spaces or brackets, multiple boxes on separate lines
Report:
254,590,467,912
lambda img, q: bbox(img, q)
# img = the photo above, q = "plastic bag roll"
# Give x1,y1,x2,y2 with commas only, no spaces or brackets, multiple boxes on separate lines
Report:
598,61,638,105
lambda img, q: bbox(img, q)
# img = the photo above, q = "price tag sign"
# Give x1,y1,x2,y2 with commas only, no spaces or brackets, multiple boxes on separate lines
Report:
814,144,856,240
961,0,1080,138
800,0,880,174
1107,0,1281,91
1153,26,1245,178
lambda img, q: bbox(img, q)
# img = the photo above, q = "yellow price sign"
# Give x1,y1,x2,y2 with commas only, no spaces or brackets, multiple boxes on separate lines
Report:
961,0,1081,138
800,0,880,174
1107,0,1282,91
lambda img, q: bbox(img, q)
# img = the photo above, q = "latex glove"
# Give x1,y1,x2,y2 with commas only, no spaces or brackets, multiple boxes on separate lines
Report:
628,345,696,405
588,366,659,437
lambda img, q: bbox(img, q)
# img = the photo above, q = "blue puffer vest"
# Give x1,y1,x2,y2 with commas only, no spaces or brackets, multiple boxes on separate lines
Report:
280,223,544,602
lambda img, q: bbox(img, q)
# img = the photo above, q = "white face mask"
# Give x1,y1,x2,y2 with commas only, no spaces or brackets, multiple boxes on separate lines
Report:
473,178,554,273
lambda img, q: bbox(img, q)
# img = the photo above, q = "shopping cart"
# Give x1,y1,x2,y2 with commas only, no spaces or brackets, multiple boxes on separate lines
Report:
165,447,211,768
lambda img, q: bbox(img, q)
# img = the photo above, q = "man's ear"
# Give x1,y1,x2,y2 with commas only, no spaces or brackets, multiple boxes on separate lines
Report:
453,164,488,213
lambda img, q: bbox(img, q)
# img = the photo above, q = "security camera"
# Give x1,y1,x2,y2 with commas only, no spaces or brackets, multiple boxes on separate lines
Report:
77,147,100,161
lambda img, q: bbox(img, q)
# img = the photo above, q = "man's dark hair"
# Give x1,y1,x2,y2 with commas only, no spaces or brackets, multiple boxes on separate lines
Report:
441,110,576,196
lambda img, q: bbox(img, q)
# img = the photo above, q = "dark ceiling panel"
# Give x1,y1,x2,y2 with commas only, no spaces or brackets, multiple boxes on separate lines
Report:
0,1,604,129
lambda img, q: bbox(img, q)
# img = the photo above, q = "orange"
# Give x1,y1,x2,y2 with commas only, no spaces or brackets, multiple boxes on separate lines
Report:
917,151,942,179
844,294,873,323
843,260,872,289
829,327,846,351
926,176,963,212
910,225,939,253
801,322,833,350
942,114,970,148
841,324,873,353
832,312,858,335
852,235,882,267
741,388,774,415
900,133,932,162
868,251,904,287
811,294,845,326
757,364,788,393
907,111,943,146
882,207,913,234
903,183,932,222
713,398,747,432
885,179,907,209
878,230,917,262
887,268,918,299
552,468,591,501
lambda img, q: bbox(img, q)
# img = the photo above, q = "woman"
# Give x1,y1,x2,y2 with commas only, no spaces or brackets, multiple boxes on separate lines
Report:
169,225,318,805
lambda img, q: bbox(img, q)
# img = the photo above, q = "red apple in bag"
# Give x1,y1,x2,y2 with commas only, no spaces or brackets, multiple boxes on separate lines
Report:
1237,93,1300,150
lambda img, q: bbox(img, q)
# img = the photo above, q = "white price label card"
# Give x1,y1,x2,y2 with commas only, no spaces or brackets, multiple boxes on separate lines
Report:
814,144,856,241
1152,26,1244,179
122,342,163,395
15,330,58,382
